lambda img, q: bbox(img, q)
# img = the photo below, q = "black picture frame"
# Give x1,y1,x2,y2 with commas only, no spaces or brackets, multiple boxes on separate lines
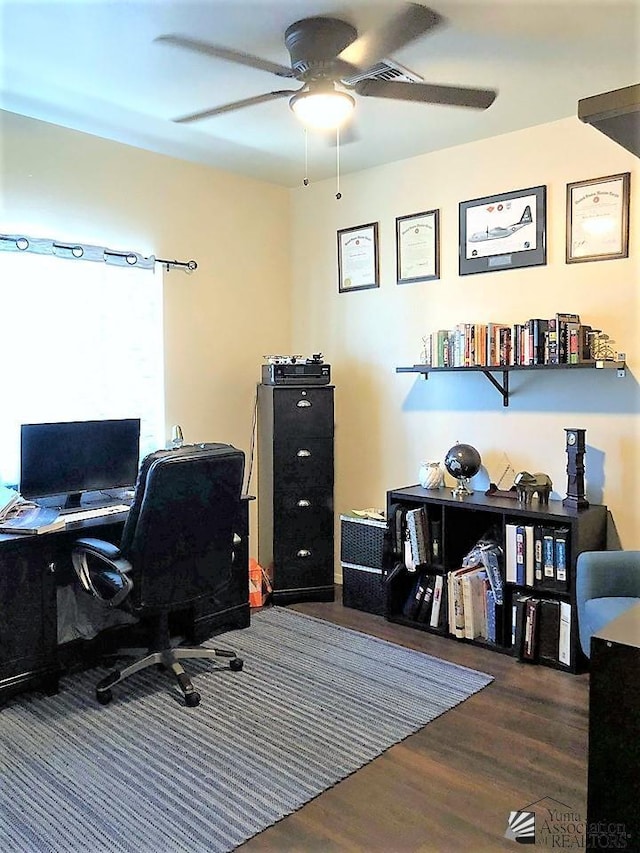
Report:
337,222,379,293
396,209,440,284
458,185,547,275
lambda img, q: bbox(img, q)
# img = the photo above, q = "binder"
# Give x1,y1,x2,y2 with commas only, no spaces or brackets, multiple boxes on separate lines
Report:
537,599,560,664
402,573,427,620
513,593,531,657
523,598,540,660
505,523,518,583
524,524,535,587
542,527,555,584
533,525,544,586
515,525,525,586
554,527,570,590
559,601,572,666
416,575,435,623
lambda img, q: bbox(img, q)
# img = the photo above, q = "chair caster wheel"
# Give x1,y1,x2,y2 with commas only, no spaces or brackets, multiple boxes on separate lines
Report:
97,689,113,705
185,691,201,707
230,657,244,672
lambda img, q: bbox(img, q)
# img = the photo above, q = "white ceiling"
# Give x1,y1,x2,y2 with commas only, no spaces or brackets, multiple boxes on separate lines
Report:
1,0,639,187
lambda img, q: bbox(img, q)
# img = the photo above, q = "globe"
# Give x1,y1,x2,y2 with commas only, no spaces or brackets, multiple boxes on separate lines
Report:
444,443,482,496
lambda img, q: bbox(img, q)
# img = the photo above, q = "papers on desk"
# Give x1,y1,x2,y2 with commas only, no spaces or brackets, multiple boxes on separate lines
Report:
0,506,65,535
0,485,22,520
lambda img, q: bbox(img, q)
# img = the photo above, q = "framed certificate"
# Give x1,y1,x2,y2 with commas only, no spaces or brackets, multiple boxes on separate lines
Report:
459,185,546,275
337,222,379,292
566,173,630,263
396,209,440,284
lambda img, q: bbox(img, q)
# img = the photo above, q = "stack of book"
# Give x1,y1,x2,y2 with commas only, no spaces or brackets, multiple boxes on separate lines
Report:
422,311,607,368
447,537,504,644
512,595,572,667
402,507,442,570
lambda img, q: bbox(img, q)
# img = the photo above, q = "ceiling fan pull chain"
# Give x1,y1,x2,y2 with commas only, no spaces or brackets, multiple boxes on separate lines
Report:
303,128,309,187
335,127,342,200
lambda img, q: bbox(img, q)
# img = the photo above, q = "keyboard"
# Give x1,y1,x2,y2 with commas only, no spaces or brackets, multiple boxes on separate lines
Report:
62,504,130,524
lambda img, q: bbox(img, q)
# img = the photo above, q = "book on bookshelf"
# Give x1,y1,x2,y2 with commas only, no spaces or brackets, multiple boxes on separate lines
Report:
429,574,445,628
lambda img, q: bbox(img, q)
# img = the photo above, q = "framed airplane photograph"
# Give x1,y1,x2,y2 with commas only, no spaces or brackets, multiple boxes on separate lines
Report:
459,185,547,275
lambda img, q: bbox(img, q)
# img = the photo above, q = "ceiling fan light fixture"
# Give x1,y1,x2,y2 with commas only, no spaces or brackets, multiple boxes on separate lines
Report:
289,86,355,129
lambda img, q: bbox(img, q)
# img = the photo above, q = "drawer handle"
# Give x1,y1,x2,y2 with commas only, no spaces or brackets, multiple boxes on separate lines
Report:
296,400,312,408
297,499,311,507
296,449,311,457
297,549,312,558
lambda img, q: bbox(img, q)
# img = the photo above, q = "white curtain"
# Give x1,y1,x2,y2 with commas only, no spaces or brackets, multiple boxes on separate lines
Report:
0,252,165,487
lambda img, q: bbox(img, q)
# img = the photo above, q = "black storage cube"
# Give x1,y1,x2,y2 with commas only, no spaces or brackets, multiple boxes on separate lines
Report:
340,513,386,615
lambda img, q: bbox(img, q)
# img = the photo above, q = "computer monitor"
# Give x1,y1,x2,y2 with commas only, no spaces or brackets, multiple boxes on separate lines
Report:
20,418,141,510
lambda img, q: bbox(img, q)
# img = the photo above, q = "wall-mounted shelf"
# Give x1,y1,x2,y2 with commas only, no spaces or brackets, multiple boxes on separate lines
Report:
396,361,626,407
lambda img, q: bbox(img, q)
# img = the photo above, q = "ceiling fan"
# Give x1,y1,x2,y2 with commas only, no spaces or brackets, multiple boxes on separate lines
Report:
156,3,497,132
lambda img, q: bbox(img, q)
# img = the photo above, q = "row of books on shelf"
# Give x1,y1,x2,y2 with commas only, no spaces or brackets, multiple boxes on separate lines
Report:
423,312,610,368
402,506,442,569
399,534,505,644
401,572,447,629
512,594,572,667
505,522,569,591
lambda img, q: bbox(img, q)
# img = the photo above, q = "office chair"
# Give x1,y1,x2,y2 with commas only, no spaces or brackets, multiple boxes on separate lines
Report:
575,550,640,658
72,443,247,707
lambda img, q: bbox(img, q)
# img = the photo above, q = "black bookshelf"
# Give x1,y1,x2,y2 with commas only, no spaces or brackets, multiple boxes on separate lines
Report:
385,486,608,673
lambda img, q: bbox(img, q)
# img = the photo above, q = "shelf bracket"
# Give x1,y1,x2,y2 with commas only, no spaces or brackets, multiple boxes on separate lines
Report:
481,370,510,406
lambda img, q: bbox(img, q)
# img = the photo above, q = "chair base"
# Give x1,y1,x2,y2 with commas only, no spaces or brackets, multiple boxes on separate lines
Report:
96,645,243,707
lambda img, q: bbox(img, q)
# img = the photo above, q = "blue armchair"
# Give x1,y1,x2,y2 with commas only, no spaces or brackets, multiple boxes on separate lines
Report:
575,551,640,658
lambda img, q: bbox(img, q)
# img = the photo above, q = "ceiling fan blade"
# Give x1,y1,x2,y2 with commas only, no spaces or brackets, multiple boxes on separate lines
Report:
355,79,497,110
338,4,443,72
173,90,299,124
155,35,295,79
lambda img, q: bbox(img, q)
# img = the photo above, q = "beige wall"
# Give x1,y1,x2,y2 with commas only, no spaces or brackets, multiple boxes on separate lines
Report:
2,110,638,568
1,111,292,537
290,117,640,564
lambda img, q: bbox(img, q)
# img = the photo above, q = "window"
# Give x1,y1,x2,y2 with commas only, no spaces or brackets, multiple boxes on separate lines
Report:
0,252,165,487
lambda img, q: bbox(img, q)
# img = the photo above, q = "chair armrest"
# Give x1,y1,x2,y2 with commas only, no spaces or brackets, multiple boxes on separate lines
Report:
576,551,640,602
72,537,133,606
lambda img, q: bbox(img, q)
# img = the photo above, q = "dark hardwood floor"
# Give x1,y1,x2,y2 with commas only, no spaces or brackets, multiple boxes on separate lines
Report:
239,590,590,852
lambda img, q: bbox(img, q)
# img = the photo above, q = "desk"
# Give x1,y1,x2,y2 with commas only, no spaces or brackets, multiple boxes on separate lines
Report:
587,602,640,849
0,499,251,705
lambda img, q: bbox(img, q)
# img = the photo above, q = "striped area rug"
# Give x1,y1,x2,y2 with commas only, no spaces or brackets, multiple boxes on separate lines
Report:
0,606,493,852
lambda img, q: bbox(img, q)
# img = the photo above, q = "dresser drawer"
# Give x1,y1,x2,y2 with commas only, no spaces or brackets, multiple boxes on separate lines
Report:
273,387,334,438
274,490,333,543
273,438,333,488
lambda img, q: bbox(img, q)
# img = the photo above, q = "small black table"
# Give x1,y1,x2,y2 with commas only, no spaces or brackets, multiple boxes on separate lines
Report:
587,602,640,849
